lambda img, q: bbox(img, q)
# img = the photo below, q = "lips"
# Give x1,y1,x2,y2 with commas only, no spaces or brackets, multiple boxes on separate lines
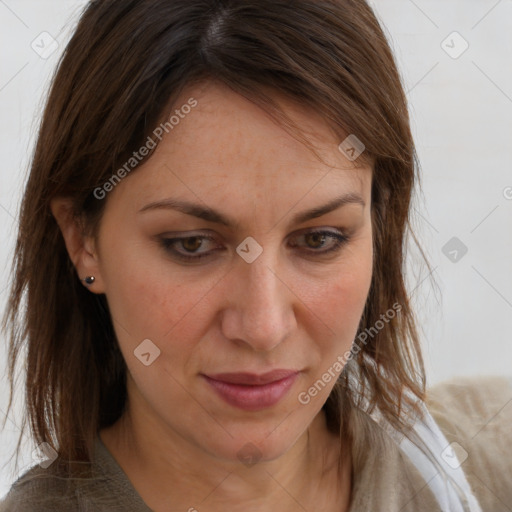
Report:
202,370,299,411
207,370,298,385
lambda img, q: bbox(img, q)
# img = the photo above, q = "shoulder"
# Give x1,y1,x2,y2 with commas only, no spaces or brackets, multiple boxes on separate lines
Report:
425,375,512,510
0,437,150,512
0,463,81,512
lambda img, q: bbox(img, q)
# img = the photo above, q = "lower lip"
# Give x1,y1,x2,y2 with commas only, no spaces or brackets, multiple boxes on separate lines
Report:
203,373,299,411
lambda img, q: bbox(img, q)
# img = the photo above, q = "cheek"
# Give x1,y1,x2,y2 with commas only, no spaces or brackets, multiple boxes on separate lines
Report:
98,233,217,360
101,263,212,403
104,267,216,351
307,241,373,345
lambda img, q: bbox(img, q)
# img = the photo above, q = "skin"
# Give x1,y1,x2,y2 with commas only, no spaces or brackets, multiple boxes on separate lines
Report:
51,80,374,512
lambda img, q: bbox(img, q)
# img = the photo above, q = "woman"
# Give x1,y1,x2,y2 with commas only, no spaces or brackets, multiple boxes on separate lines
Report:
1,0,511,510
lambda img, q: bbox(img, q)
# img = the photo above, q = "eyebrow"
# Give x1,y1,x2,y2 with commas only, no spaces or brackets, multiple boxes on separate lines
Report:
138,192,365,228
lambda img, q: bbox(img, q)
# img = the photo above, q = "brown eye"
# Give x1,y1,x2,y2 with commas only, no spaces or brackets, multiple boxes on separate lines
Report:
304,232,329,249
160,234,221,262
290,229,350,255
160,229,350,264
181,237,204,252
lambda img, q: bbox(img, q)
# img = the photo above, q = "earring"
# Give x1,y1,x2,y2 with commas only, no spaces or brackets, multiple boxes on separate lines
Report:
83,276,95,285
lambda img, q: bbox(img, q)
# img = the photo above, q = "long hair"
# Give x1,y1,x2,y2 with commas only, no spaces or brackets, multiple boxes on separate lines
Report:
2,0,432,476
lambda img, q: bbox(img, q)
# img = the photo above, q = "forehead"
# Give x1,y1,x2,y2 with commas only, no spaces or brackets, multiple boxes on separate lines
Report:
106,80,372,214
167,80,369,169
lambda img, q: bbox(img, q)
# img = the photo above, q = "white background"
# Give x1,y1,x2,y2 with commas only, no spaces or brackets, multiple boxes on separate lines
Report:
0,0,511,498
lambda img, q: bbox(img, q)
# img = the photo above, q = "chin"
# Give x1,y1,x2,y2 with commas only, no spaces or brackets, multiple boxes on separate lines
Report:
202,424,306,467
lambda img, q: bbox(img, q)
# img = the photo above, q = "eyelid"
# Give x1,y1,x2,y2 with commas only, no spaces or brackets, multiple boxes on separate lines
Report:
158,227,351,263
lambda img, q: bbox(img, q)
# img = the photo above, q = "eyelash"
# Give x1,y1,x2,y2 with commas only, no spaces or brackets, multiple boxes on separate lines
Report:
159,229,350,263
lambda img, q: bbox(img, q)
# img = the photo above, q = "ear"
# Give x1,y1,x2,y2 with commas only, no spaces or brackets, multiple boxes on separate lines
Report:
50,197,106,294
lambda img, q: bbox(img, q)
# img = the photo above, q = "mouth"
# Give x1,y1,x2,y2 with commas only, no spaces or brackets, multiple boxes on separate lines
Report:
201,370,300,411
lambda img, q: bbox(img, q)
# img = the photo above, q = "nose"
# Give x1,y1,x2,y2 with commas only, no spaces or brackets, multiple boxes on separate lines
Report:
220,249,296,352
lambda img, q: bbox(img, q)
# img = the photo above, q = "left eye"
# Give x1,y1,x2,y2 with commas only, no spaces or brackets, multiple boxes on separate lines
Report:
160,229,350,262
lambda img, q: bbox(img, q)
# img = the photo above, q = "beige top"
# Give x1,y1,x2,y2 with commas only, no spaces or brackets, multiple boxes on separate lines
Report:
1,375,511,511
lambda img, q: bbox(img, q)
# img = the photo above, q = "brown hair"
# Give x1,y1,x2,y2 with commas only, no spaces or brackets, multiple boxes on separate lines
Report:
2,0,432,476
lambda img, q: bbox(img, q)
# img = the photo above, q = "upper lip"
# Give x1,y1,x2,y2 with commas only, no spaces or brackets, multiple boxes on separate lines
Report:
204,369,299,385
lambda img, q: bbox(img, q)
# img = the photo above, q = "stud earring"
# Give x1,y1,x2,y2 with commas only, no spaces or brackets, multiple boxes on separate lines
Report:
83,276,95,285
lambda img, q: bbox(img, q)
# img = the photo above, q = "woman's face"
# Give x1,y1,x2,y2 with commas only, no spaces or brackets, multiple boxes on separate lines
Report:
92,81,374,462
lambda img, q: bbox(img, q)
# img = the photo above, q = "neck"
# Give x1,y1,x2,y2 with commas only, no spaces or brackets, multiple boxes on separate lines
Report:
100,392,351,512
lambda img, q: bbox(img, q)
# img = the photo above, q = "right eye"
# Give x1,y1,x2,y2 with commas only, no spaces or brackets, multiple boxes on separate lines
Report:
160,234,224,262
